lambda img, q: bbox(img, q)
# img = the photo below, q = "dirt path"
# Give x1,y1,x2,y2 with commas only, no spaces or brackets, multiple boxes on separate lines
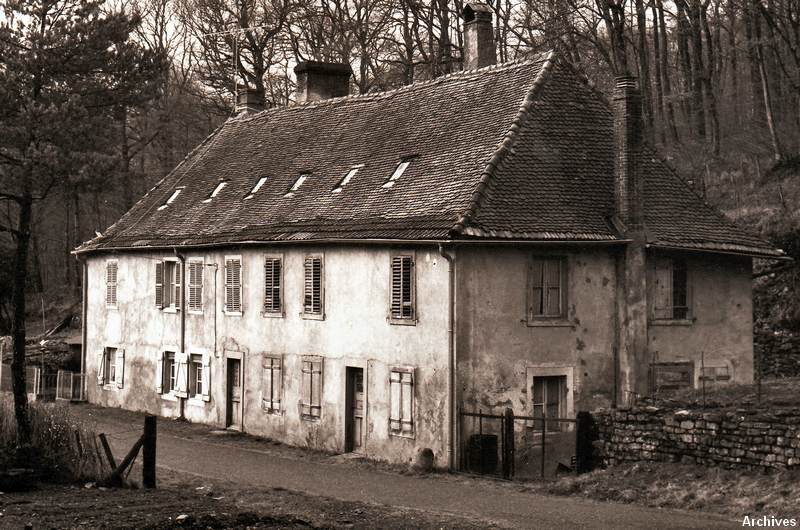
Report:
74,403,740,530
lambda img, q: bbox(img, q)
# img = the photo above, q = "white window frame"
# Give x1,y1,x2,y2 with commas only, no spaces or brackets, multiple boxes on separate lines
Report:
97,345,124,391
155,258,182,313
332,164,363,193
382,160,411,188
284,173,309,198
389,253,416,325
262,254,284,317
157,187,184,210
301,254,324,320
156,347,180,401
105,259,118,309
202,181,227,203
261,354,283,414
300,355,323,420
187,259,204,314
224,255,244,316
389,366,415,437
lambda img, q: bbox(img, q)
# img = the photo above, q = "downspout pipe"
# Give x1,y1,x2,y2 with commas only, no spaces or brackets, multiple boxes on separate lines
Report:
438,243,456,470
76,254,88,401
174,248,187,420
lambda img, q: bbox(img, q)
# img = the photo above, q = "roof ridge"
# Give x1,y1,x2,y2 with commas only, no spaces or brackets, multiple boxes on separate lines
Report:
450,49,558,235
230,54,552,122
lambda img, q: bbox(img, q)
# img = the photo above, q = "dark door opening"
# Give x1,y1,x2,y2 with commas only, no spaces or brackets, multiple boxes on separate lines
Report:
345,367,364,452
226,358,242,429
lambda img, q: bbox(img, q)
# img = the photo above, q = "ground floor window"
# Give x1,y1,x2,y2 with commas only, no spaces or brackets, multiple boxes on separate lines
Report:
261,355,282,413
97,347,124,388
389,368,414,436
532,375,566,432
301,357,322,419
189,354,203,398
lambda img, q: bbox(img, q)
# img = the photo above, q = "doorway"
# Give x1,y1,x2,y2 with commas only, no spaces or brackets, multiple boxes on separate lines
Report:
344,367,364,452
226,357,242,430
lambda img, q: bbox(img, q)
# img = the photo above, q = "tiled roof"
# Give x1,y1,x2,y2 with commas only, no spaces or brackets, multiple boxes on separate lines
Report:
77,52,782,258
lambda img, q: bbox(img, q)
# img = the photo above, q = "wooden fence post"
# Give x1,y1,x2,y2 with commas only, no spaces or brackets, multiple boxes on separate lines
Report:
143,414,157,489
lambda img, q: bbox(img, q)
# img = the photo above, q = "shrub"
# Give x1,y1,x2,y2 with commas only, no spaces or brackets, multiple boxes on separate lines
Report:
0,396,103,481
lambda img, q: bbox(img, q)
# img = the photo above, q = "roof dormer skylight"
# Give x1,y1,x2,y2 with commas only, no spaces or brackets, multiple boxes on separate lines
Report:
202,181,227,203
244,176,268,200
382,160,412,188
284,173,309,198
332,164,364,193
157,187,184,210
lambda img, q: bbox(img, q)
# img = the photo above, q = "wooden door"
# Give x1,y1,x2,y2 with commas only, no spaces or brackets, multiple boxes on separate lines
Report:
226,358,242,429
345,367,364,452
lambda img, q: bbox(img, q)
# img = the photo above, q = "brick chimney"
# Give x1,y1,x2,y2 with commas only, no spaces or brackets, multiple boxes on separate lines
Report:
294,61,352,104
236,87,266,114
612,76,644,230
462,3,496,69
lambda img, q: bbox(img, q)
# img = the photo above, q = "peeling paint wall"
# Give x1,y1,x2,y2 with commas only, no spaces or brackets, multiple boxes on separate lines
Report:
85,245,450,467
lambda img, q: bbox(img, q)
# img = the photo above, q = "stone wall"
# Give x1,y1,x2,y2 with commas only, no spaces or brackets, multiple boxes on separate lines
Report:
755,327,800,378
596,406,800,470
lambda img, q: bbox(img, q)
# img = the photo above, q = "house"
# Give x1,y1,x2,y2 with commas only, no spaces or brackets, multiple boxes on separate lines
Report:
74,4,784,469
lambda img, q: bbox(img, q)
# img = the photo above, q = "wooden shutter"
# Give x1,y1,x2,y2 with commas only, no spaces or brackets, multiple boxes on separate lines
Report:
389,371,401,432
311,360,322,417
173,263,182,309
174,352,188,398
264,258,281,313
106,262,118,307
188,262,203,312
401,371,413,433
155,261,164,308
272,358,282,411
653,259,672,319
530,259,544,317
544,259,562,316
115,349,125,389
155,351,164,394
303,257,322,315
391,256,414,320
225,258,242,313
96,349,106,385
201,352,211,401
301,360,312,416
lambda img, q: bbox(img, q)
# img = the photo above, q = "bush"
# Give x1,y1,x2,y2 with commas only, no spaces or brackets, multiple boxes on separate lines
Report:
0,396,103,481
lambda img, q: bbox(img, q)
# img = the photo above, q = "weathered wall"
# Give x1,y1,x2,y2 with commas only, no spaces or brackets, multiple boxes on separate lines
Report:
84,244,450,467
755,327,800,377
647,252,754,386
596,406,800,470
455,245,619,416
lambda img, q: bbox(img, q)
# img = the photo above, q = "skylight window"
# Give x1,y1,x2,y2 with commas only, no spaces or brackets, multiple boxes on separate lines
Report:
382,161,411,189
284,173,309,198
157,187,184,210
244,176,268,200
202,181,227,203
332,164,364,193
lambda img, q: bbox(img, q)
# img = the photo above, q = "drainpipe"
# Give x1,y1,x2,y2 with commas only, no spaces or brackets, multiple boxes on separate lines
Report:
174,248,187,420
76,254,88,401
438,243,456,470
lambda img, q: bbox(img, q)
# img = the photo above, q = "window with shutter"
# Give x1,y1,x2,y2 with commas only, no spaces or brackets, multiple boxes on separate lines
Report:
188,354,203,398
154,261,164,308
302,256,323,318
653,257,691,321
261,355,282,413
301,357,322,419
106,261,118,308
174,352,189,398
263,257,282,315
156,260,181,311
390,255,415,322
389,368,414,436
188,261,203,313
224,257,243,315
528,257,566,321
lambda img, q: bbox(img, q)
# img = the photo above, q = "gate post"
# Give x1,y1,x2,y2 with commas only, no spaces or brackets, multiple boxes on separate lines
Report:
575,411,598,474
143,415,157,488
502,407,514,479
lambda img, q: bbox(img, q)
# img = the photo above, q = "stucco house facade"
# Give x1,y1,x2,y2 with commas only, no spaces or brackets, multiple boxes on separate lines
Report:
75,5,783,469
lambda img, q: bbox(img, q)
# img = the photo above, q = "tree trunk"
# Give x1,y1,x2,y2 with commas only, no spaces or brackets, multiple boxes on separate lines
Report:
687,1,707,139
700,3,721,156
11,194,33,449
676,3,695,126
657,0,680,143
743,0,766,124
727,0,739,121
634,0,654,142
754,16,785,162
651,3,665,144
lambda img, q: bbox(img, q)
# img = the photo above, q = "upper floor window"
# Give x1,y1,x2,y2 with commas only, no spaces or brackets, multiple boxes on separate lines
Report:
157,187,183,210
528,257,567,321
105,260,118,308
332,165,363,193
187,260,204,313
284,173,309,198
244,176,268,200
202,181,227,203
653,257,690,320
155,260,181,311
263,256,283,316
390,254,415,323
303,255,324,318
224,256,243,315
382,160,411,188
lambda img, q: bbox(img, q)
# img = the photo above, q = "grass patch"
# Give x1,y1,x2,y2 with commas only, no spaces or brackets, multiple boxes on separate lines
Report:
1,395,103,482
531,461,800,517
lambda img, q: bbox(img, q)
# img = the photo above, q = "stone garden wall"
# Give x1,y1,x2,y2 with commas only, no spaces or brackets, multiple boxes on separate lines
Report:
595,407,800,470
755,328,800,378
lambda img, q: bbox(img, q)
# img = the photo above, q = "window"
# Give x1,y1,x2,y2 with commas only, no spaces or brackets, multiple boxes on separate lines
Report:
301,357,323,419
528,257,566,320
244,176,268,200
189,354,203,398
654,258,690,320
224,256,243,314
157,187,184,210
284,173,309,197
97,347,124,389
303,255,323,318
261,355,282,413
105,260,118,308
700,365,731,384
187,260,203,313
202,181,227,203
155,260,181,310
651,362,694,393
382,161,411,188
156,351,176,394
532,375,566,432
390,255,415,322
332,165,363,193
263,256,282,315
389,368,414,436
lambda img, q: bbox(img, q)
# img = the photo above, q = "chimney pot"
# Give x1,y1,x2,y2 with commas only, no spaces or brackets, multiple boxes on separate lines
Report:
613,75,644,230
462,3,496,69
294,61,352,104
236,87,266,114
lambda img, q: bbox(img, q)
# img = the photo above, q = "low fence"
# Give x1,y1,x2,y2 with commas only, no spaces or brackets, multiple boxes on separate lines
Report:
57,370,85,401
0,364,82,401
459,408,596,480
